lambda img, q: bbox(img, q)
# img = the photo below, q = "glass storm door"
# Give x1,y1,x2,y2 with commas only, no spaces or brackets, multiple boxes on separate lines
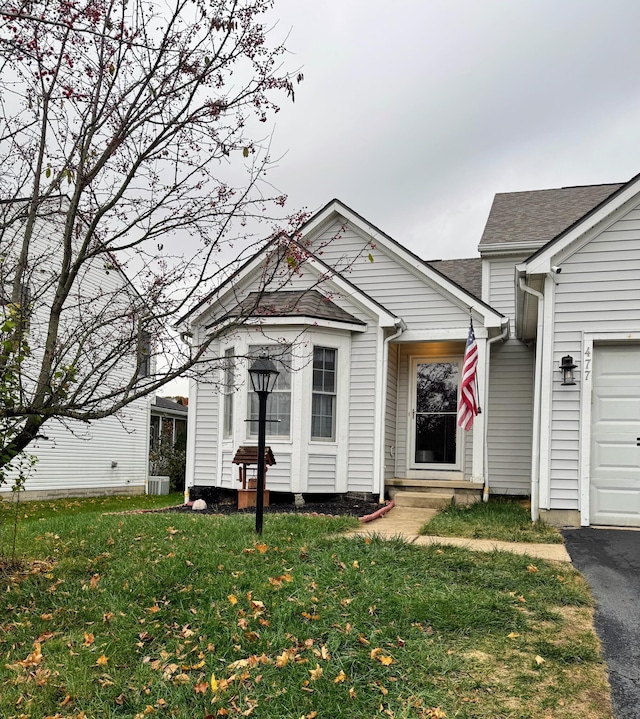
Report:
411,360,460,469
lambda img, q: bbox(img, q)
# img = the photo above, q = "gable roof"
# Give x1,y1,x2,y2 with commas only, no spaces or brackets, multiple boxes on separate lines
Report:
211,290,366,328
427,258,482,300
152,396,188,414
479,183,624,250
178,199,505,331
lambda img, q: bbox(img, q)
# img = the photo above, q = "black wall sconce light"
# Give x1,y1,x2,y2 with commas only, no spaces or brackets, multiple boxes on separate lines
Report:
559,355,577,386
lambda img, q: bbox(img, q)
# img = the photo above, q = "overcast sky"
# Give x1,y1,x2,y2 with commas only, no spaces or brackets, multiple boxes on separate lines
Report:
166,0,640,395
260,0,640,260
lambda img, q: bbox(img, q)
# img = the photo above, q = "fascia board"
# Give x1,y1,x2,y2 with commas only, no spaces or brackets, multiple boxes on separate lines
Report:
221,316,368,333
479,241,546,257
525,178,640,274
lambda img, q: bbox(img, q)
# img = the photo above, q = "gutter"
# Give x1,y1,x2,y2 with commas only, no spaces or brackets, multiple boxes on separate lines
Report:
518,276,544,521
483,318,510,502
378,318,407,503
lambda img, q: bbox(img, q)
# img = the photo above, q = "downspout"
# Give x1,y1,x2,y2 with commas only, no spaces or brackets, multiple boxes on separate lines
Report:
518,276,544,521
482,318,509,502
378,318,407,503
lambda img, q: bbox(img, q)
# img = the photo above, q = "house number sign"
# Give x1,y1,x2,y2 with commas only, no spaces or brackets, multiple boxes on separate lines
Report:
584,347,590,381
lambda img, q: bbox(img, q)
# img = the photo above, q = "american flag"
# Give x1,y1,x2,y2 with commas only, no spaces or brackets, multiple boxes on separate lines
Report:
457,319,479,431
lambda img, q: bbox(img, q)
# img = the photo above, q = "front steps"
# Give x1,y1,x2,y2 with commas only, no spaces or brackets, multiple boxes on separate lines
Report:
387,478,483,509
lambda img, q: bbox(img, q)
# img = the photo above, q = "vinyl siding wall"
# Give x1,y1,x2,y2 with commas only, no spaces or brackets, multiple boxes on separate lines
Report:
191,339,220,487
484,257,534,495
548,205,640,509
310,222,471,329
1,211,149,497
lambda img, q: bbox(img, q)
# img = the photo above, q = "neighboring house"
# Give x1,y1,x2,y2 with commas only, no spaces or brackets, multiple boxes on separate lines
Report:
180,175,640,528
150,396,189,452
0,199,151,500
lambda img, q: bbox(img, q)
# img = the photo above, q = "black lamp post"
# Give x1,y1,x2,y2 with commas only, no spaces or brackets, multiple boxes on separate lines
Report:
248,352,279,534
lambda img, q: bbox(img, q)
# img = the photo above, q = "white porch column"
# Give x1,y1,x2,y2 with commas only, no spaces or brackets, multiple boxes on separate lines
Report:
471,336,487,484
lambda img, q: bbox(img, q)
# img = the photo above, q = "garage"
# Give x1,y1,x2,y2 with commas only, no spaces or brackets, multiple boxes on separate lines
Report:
590,344,640,526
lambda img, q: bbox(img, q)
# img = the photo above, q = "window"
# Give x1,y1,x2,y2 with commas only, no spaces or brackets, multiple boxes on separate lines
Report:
137,329,152,378
311,347,336,440
248,345,291,437
223,348,234,439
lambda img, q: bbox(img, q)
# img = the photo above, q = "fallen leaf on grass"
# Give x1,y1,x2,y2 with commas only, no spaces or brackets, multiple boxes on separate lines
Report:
527,565,538,573
83,632,94,647
534,655,545,665
194,681,209,694
309,664,323,681
334,670,346,683
507,632,520,639
349,687,357,699
96,654,108,667
89,574,101,589
228,594,238,606
255,543,268,554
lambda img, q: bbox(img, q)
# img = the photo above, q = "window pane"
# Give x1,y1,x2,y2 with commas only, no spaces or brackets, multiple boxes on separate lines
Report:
415,414,456,464
416,362,458,413
223,348,234,438
248,345,291,438
311,347,337,440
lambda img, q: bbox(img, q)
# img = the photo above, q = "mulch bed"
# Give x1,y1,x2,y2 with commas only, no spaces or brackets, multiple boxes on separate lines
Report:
166,494,381,518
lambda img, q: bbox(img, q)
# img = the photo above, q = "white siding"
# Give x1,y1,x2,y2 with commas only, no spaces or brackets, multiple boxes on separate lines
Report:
1,208,149,497
311,223,471,329
548,205,640,509
384,344,399,480
485,256,534,495
1,402,149,497
308,454,337,492
347,318,378,493
266,453,291,492
192,343,220,487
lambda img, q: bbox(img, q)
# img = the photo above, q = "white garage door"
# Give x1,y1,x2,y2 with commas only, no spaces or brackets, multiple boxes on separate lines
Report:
591,344,640,526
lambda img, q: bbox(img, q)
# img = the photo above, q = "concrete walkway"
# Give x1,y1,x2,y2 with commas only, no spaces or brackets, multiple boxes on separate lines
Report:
348,506,571,562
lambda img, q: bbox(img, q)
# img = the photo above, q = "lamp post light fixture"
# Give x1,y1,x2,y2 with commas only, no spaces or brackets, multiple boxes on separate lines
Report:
559,355,577,386
248,352,279,534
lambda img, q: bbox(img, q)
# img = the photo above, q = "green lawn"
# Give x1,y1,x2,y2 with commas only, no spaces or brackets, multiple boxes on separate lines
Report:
0,496,610,719
420,498,564,544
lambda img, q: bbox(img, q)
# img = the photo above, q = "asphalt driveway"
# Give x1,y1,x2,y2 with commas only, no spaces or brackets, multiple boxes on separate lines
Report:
562,528,640,719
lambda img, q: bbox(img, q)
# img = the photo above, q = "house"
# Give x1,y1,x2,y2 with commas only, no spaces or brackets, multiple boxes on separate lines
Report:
0,198,151,500
181,174,640,528
150,396,188,453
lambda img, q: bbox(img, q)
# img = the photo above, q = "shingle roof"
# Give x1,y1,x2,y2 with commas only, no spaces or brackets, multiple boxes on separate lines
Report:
153,396,188,413
227,290,366,326
427,258,482,300
479,183,624,248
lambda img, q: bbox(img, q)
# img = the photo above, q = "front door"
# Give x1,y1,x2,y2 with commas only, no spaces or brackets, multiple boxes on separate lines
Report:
410,358,461,469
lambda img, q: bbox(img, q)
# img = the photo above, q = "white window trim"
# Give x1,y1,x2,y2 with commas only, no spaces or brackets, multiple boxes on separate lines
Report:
310,346,338,442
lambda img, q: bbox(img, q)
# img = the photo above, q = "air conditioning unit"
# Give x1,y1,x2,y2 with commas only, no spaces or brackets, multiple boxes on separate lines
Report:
148,476,170,495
